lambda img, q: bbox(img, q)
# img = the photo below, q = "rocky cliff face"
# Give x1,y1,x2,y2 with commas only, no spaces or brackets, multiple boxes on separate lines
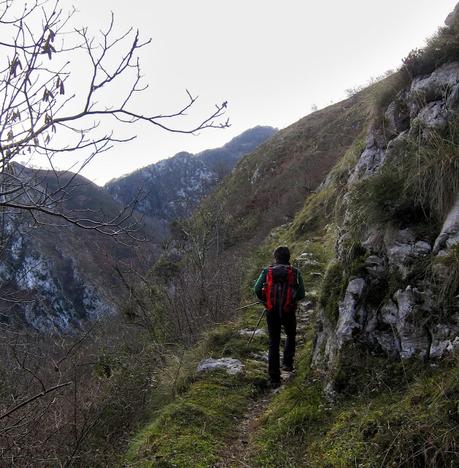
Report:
312,61,459,382
105,126,276,222
1,127,274,332
0,168,158,332
0,226,111,331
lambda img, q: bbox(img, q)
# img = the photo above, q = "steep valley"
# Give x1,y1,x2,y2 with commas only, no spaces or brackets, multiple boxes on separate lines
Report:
2,5,459,467
0,127,275,332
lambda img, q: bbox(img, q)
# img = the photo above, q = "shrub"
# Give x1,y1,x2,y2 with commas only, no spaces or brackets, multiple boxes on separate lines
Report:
368,71,411,121
404,128,459,223
348,123,459,238
348,165,421,236
403,13,459,78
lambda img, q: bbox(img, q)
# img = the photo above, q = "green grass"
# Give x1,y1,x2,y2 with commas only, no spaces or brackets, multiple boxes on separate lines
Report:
251,345,459,467
307,354,459,467
124,317,269,467
363,70,412,126
347,123,459,242
126,373,255,467
251,340,329,467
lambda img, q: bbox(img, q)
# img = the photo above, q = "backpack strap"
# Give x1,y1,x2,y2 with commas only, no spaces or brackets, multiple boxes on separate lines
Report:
283,266,295,312
265,266,274,310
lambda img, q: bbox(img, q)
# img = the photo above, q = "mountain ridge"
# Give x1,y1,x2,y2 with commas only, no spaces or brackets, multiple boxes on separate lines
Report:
105,126,277,223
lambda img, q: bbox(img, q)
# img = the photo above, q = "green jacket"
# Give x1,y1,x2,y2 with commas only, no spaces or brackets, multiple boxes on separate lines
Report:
254,264,305,304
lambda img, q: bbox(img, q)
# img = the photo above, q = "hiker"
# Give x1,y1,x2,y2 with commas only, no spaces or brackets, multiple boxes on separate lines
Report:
254,246,305,387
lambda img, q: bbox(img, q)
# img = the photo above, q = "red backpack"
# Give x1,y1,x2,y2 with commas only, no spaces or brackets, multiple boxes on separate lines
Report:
264,265,296,315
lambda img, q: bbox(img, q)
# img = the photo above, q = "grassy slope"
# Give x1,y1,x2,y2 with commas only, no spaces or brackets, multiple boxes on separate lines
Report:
246,200,459,467
123,127,348,466
206,92,371,248
124,318,270,467
125,105,459,466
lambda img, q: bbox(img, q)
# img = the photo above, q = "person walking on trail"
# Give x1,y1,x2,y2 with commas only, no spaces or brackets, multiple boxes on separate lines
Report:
254,246,305,387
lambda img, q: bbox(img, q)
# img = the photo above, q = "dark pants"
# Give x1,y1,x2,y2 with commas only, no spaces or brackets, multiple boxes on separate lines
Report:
266,310,296,381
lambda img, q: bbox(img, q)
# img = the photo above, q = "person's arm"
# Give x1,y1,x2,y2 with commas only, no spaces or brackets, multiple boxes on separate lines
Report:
254,268,268,302
295,269,306,301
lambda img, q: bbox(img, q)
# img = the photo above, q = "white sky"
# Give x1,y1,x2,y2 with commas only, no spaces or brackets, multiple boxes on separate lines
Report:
28,1,459,184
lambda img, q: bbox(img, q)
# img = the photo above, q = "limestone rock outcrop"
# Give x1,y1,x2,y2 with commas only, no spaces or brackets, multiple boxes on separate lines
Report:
313,62,459,377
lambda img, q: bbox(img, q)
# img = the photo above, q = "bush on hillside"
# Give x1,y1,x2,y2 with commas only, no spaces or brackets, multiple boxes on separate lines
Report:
403,14,459,78
348,124,459,237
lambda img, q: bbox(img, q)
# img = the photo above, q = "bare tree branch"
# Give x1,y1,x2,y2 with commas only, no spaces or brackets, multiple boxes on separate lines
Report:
0,0,229,238
0,381,72,422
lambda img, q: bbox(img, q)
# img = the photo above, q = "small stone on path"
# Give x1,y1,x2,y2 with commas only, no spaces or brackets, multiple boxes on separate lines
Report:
239,328,266,338
197,358,244,375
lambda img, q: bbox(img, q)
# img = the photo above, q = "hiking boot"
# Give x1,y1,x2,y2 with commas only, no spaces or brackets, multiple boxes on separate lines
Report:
282,364,294,372
269,379,282,389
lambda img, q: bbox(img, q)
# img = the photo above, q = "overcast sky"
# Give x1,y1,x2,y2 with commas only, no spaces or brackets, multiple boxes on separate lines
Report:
29,1,459,184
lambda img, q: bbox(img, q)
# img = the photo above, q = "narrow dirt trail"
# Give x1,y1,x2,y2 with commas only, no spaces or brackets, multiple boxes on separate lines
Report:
214,304,312,467
214,373,290,468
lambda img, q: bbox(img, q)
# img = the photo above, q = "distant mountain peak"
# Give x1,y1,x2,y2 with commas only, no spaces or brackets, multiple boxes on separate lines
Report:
105,126,277,222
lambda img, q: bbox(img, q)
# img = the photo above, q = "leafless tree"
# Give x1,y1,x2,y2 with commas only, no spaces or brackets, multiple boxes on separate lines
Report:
0,0,230,462
0,0,229,240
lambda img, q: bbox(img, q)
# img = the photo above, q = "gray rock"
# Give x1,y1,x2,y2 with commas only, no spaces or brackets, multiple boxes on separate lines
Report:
433,193,459,253
386,230,430,278
365,255,386,280
445,3,459,26
298,300,314,312
366,129,387,149
197,358,244,375
396,228,416,244
387,243,414,277
453,337,459,350
384,131,411,165
239,328,266,338
446,82,459,108
347,277,366,296
384,100,409,137
394,288,430,359
249,351,269,362
430,323,459,359
336,278,366,346
296,252,320,267
410,62,459,105
414,241,432,255
374,332,400,356
348,130,388,184
380,300,399,326
311,59,459,372
414,101,450,136
349,146,386,184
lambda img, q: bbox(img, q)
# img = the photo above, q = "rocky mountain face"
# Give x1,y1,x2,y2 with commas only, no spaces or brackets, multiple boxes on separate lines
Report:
311,62,459,388
105,126,277,223
0,168,160,332
1,127,274,332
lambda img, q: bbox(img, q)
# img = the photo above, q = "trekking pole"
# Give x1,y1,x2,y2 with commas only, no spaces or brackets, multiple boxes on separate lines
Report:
248,309,265,345
235,301,263,311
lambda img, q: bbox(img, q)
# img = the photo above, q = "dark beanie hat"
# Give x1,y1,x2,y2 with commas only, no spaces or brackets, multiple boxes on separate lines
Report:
273,245,290,264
